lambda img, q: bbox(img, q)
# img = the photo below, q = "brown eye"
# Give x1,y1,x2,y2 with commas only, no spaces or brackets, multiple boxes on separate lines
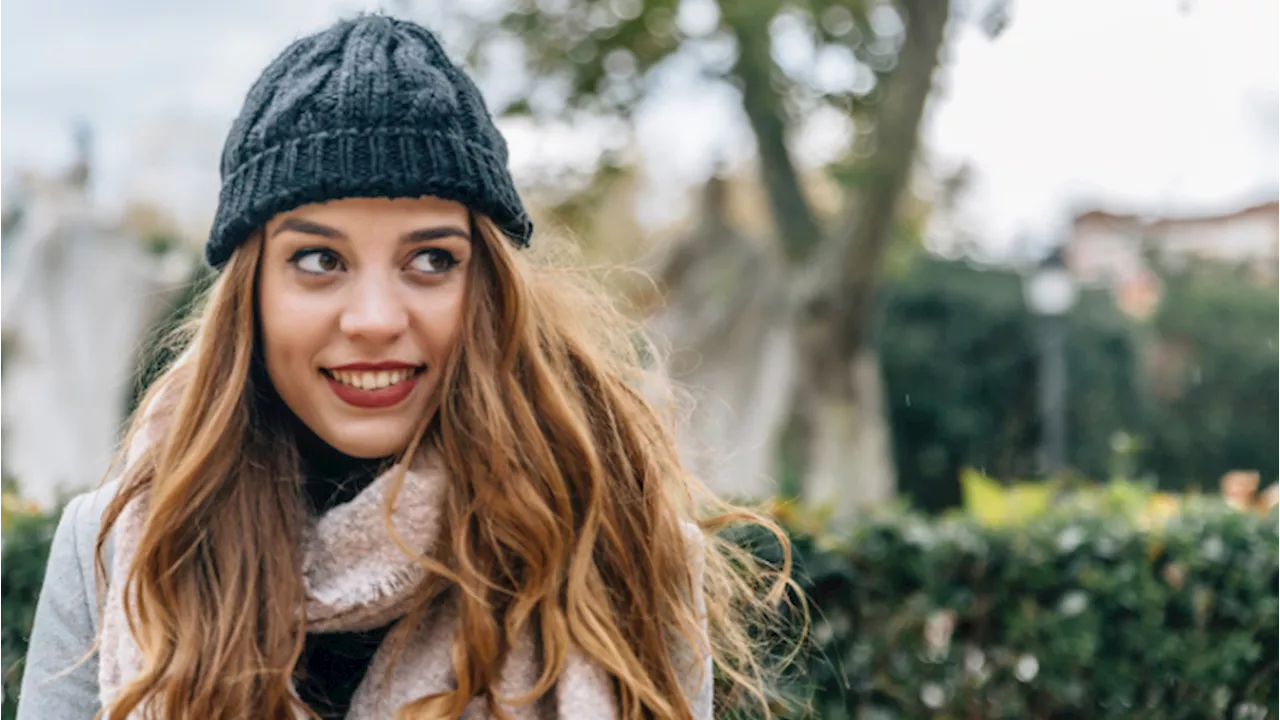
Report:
409,248,458,274
291,248,343,274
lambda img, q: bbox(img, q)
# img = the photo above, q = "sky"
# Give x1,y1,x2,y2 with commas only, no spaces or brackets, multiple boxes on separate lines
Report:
930,0,1280,255
2,0,1277,257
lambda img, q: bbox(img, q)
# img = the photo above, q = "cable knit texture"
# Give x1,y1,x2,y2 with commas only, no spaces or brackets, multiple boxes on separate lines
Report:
206,14,532,268
97,407,713,719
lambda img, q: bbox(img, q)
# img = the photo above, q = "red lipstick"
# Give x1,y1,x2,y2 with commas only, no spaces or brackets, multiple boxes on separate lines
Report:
322,363,425,409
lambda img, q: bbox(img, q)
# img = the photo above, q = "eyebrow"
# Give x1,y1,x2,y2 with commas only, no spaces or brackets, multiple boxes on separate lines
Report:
270,217,470,244
403,226,470,244
272,217,345,239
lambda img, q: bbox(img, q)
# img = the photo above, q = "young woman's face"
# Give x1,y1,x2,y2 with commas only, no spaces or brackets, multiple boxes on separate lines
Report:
258,196,471,458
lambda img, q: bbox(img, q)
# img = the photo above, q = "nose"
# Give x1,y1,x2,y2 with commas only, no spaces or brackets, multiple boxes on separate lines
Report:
339,273,409,344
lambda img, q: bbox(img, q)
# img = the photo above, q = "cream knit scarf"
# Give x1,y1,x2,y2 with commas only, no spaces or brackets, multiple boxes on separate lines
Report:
97,430,627,718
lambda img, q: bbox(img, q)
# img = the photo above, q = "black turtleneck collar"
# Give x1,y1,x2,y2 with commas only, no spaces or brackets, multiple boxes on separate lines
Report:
292,424,399,719
248,353,389,509
247,364,397,719
250,358,392,514
291,420,391,514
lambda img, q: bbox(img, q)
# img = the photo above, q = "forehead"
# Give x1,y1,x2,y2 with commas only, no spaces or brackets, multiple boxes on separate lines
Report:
266,196,471,236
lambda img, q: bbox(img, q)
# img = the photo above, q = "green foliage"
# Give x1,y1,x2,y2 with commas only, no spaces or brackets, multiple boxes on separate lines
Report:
875,255,1277,508
4,490,1274,719
876,257,1141,510
451,0,915,238
958,468,1056,527
469,0,897,119
1141,265,1280,490
1,502,59,720
140,232,179,257
491,0,684,116
774,497,1278,719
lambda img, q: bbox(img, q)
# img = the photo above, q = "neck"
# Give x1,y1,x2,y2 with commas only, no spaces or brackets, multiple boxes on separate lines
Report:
254,362,391,513
294,421,390,514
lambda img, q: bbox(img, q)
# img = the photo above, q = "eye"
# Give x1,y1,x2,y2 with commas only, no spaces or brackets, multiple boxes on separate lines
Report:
409,248,459,274
290,248,343,275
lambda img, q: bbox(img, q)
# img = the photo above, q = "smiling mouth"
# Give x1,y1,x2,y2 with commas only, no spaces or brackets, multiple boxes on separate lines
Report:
320,366,426,390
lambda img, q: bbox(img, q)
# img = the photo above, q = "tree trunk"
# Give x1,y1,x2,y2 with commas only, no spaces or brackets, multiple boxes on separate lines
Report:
800,346,897,519
797,0,951,521
645,180,795,501
658,0,950,517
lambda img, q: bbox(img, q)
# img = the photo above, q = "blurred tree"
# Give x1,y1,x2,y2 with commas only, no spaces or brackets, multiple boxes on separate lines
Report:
436,0,1000,519
877,255,1142,511
1139,263,1279,490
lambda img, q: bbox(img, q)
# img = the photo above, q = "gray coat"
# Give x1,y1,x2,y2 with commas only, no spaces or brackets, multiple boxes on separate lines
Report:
15,483,715,719
16,483,116,720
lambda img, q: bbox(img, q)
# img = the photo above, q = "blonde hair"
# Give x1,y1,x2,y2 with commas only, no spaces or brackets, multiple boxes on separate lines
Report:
97,215,798,719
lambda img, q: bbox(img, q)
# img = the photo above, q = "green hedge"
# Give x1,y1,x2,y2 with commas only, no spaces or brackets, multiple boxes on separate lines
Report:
1,503,59,720
877,257,1278,509
1140,266,1280,491
4,493,1276,719
773,498,1278,719
877,257,1142,510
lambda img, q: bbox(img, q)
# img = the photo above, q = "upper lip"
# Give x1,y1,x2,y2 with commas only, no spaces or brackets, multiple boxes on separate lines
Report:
325,361,424,371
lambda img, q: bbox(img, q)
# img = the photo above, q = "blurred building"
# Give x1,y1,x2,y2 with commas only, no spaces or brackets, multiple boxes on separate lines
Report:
1,130,190,505
1066,198,1279,316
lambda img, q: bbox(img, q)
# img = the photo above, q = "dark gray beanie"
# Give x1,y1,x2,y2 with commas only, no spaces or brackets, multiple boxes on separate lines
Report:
206,15,532,268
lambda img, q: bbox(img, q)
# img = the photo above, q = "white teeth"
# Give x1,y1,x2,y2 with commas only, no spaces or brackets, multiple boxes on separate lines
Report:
329,368,416,390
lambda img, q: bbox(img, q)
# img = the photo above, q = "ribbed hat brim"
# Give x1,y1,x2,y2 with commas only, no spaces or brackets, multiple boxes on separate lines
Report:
206,127,533,268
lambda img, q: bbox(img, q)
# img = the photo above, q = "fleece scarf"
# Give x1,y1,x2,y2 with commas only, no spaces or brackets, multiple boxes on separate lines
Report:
96,416,707,718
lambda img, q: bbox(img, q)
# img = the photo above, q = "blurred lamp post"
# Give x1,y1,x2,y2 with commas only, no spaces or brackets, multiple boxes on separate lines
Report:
1023,248,1078,477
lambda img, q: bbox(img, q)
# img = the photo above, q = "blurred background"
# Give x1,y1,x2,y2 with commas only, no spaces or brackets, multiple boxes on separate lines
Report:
2,0,1277,717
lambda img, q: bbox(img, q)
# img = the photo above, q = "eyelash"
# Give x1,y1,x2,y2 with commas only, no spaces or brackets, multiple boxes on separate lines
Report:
287,248,460,276
412,248,459,274
288,248,343,274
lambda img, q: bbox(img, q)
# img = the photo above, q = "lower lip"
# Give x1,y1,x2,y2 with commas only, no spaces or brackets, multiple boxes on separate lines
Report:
323,371,422,409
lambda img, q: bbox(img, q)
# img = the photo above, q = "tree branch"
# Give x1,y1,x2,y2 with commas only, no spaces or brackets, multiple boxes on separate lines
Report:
826,0,951,357
721,2,825,265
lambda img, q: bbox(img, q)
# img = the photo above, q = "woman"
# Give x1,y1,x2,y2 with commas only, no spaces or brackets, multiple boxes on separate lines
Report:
17,14,791,720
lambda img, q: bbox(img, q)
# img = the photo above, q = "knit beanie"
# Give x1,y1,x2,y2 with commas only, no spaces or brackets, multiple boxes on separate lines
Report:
205,15,532,268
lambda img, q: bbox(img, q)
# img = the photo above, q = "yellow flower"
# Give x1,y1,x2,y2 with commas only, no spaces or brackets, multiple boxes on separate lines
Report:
1138,493,1181,530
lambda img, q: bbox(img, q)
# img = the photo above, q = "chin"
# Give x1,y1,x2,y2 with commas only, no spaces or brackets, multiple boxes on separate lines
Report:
321,425,416,459
338,443,403,460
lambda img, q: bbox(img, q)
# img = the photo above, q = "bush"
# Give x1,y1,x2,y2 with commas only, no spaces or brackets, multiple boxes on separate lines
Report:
876,257,1278,509
877,257,1142,511
774,491,1279,719
1,497,59,720
1141,265,1279,490
4,488,1275,720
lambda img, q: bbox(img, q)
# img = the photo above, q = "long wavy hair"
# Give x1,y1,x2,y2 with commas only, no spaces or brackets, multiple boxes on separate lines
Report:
96,213,796,719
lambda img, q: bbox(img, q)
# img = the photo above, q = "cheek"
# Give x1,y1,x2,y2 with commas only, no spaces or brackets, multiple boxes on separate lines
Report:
411,280,467,359
258,279,334,381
